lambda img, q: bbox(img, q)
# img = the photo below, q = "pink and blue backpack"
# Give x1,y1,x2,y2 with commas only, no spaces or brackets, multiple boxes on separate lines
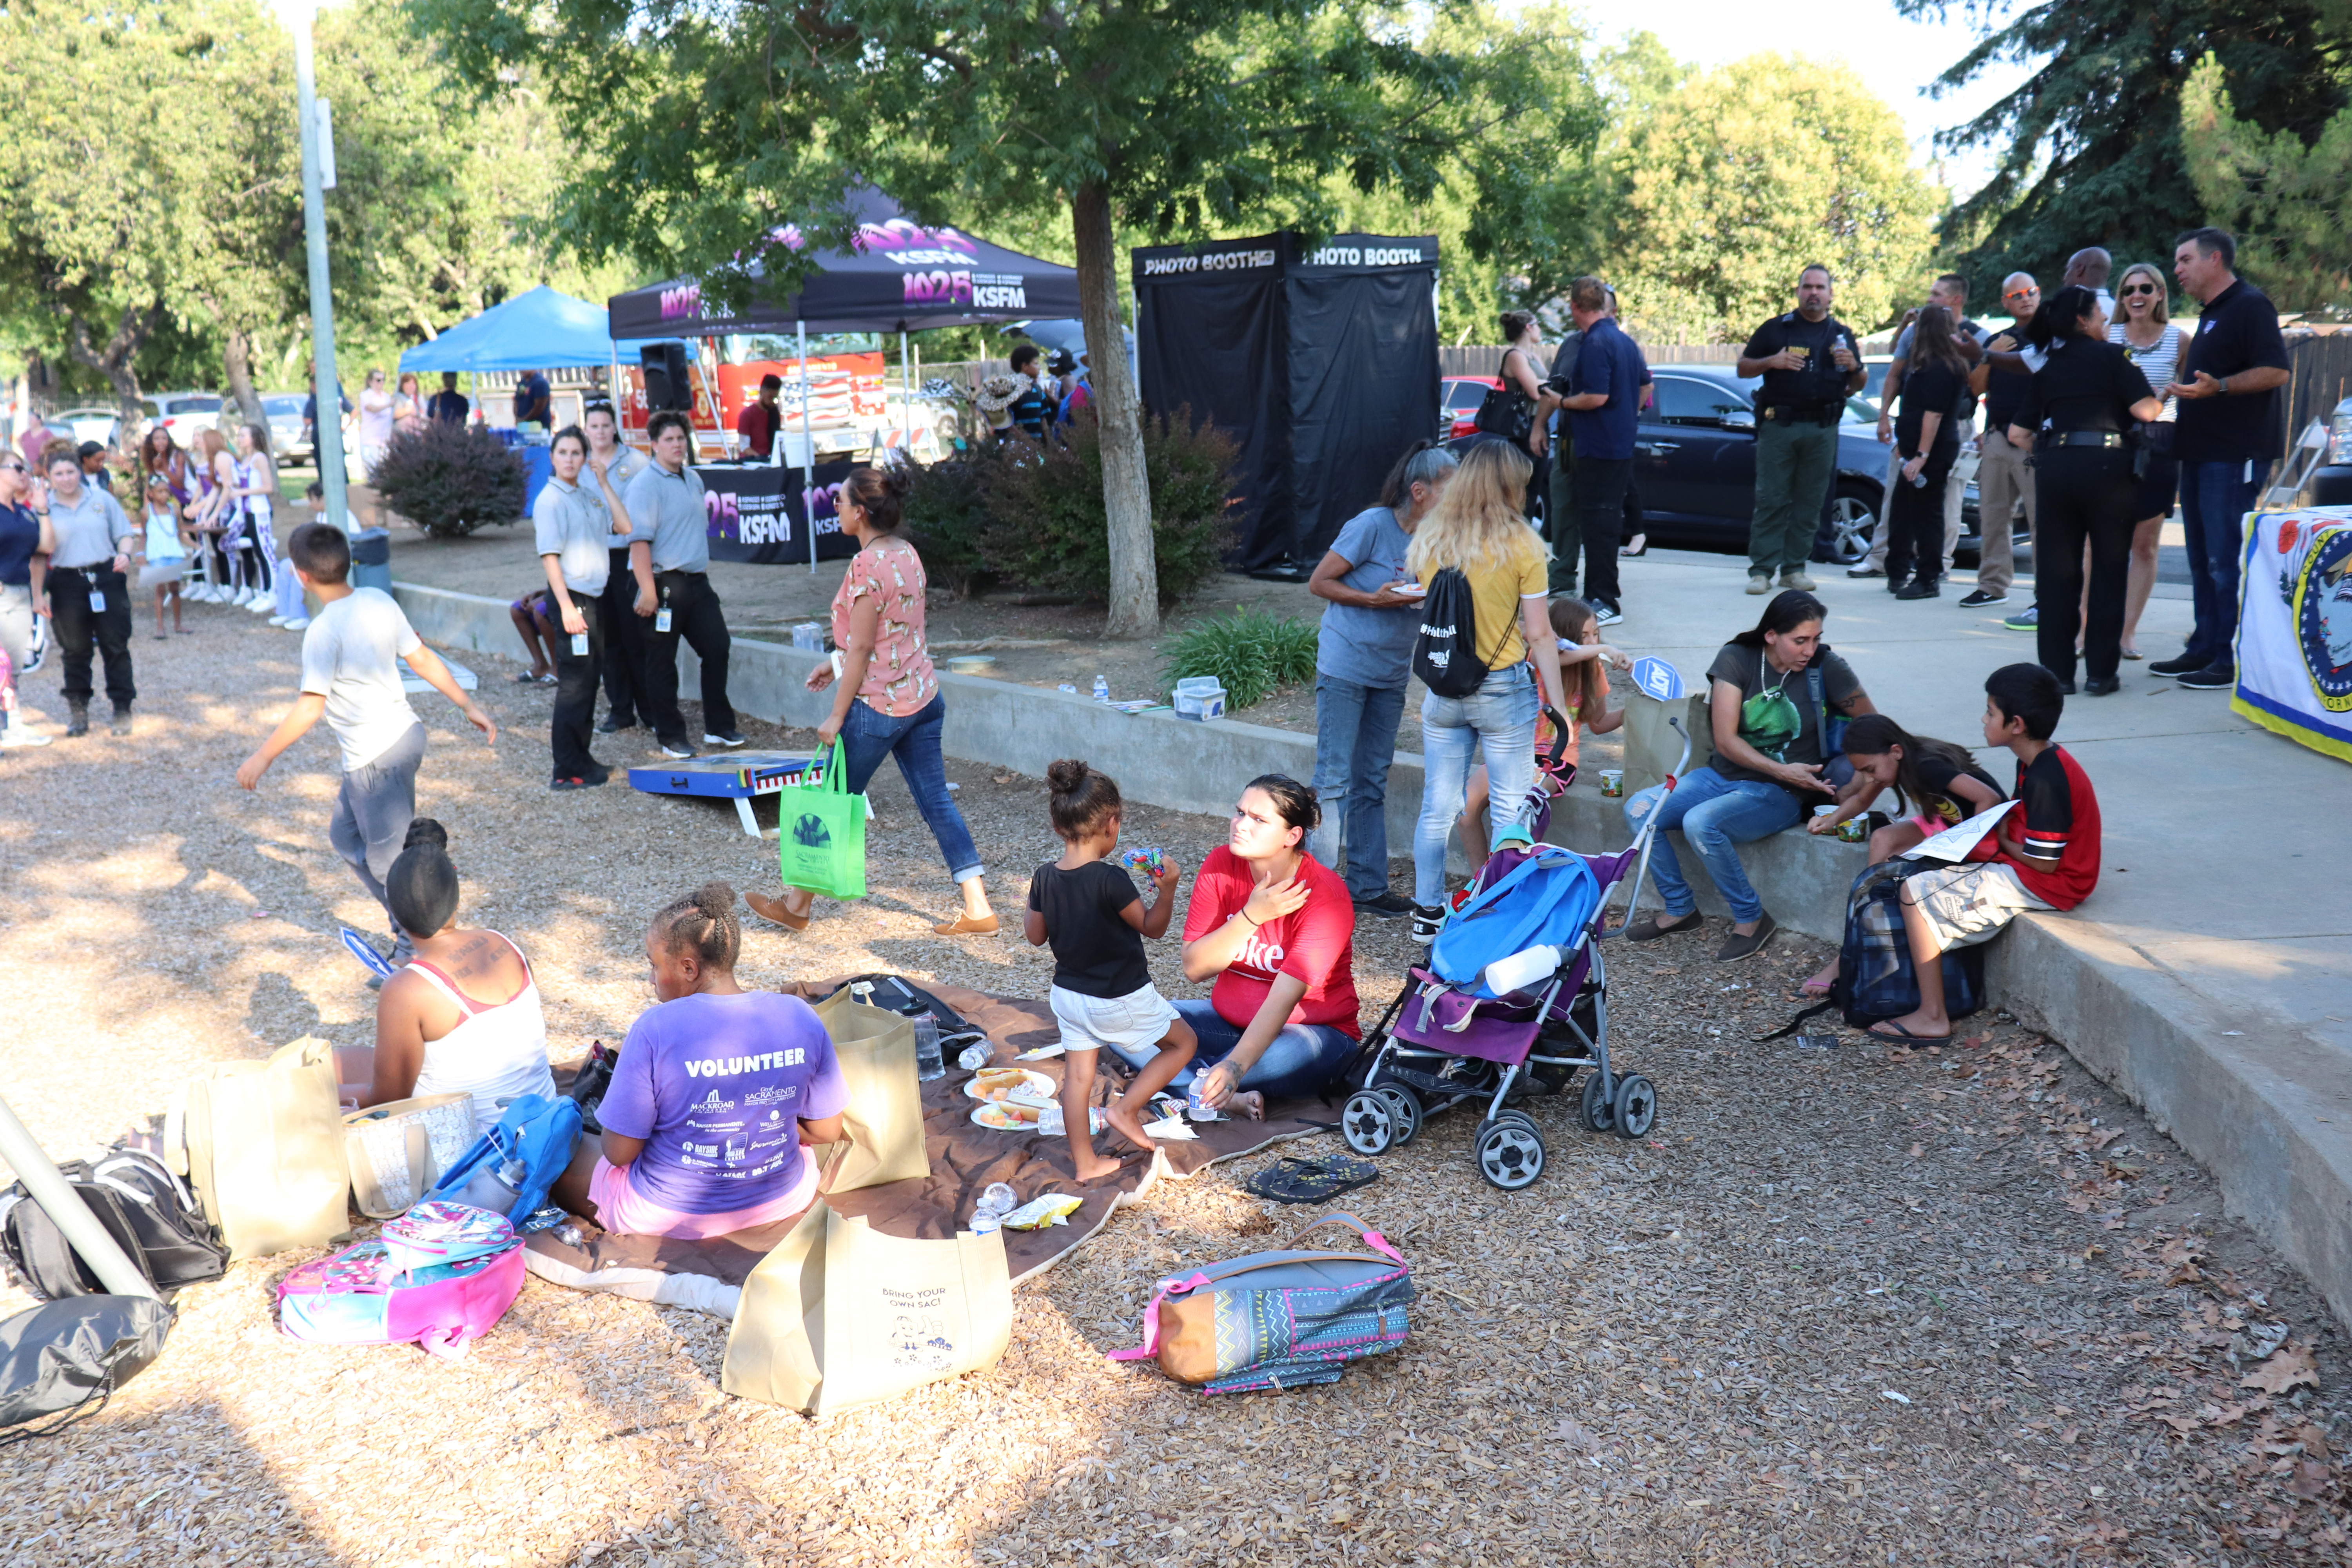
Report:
276,1201,524,1359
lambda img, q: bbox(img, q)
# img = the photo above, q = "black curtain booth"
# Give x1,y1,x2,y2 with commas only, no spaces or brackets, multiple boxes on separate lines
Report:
1132,232,1439,574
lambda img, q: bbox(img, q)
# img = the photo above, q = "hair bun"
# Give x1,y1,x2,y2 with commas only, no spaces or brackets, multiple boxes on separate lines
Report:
1045,758,1091,794
693,880,735,918
403,818,449,852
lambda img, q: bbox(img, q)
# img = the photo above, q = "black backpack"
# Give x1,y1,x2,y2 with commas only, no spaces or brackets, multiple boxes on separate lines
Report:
0,1295,174,1443
1762,860,1985,1041
0,1147,226,1302
1410,567,1486,698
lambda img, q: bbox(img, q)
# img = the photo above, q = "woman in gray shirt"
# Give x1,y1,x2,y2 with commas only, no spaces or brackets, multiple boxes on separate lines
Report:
37,448,139,735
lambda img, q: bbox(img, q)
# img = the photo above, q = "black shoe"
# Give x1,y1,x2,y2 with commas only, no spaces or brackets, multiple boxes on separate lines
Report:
703,730,748,748
2049,676,2077,695
597,717,638,734
1592,600,1623,627
65,702,88,738
551,775,592,791
2176,665,2235,690
584,763,614,786
1410,904,1445,945
657,739,695,759
2084,675,2121,696
1893,581,1940,600
1246,564,1309,584
1958,588,2008,608
1847,564,1886,579
2148,653,2205,678
1352,891,1414,918
1713,913,1779,962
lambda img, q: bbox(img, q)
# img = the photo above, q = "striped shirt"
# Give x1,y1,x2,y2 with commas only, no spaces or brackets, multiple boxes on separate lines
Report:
2000,745,2100,911
2109,323,2186,422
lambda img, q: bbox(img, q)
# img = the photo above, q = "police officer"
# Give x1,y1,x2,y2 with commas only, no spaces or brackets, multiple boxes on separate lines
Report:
1736,264,1864,595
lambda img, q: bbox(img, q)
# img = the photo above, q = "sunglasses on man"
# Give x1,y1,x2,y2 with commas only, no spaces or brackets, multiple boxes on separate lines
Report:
2002,289,2039,302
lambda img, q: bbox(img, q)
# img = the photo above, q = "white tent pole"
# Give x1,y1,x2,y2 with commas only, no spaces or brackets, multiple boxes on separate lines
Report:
800,319,815,574
899,327,911,454
0,1093,156,1299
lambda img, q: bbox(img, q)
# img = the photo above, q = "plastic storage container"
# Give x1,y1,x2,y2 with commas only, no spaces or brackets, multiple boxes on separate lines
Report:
350,528,392,594
1172,677,1227,722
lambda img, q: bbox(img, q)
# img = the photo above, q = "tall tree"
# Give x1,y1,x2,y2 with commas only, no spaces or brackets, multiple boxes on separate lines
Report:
413,0,1501,637
1899,0,2349,287
2180,54,2352,311
1606,54,1940,340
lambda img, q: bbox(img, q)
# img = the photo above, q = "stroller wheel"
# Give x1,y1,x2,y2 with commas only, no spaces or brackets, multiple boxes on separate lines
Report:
1474,1112,1546,1191
1612,1074,1659,1139
1580,1071,1617,1134
1376,1084,1423,1147
1341,1090,1399,1156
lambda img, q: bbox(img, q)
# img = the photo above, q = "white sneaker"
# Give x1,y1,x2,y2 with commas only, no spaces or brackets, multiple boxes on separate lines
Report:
267,615,289,627
185,583,212,604
0,723,51,747
281,615,310,631
247,592,274,613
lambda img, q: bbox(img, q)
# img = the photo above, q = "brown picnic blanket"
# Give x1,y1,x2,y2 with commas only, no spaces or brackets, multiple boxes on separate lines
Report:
520,981,1339,1306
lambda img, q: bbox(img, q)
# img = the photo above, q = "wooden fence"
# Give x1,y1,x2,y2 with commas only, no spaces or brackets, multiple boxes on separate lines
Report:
1438,343,1741,376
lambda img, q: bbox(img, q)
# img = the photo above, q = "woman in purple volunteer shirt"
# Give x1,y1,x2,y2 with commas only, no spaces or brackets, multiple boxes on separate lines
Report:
553,881,848,1238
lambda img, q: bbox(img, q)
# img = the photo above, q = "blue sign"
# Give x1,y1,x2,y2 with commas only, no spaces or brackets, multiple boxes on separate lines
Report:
1630,657,1686,702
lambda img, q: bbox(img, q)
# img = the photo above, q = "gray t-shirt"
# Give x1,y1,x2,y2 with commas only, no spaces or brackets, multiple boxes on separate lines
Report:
533,477,610,595
46,485,136,570
1314,506,1419,688
1704,641,1861,795
623,460,710,573
300,587,424,772
588,445,649,551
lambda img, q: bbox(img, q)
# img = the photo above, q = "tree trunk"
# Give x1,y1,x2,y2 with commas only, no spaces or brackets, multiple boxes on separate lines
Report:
1071,180,1157,639
66,302,160,450
223,328,266,427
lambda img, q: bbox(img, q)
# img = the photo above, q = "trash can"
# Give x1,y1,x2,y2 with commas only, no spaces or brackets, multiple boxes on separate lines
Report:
350,527,392,594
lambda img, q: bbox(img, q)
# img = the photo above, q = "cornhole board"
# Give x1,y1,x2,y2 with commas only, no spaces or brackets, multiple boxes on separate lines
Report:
626,751,820,838
399,654,479,694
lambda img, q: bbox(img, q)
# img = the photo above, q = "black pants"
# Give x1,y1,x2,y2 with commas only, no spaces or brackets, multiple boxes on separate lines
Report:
2033,447,2137,682
1884,448,1956,588
551,595,604,780
599,548,647,727
1576,456,1633,606
49,566,136,708
641,570,736,748
1523,443,1552,531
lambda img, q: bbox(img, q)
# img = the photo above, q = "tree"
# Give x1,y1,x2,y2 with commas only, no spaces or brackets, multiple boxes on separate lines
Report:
2180,53,2352,312
1606,54,1940,339
412,0,1503,637
1898,0,2349,288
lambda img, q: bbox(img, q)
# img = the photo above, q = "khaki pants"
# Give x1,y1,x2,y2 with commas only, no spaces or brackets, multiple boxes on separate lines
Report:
1972,428,2036,596
1866,445,1963,575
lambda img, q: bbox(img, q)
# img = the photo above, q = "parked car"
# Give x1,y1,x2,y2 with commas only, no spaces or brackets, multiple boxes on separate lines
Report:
1440,374,1502,441
2298,394,2352,506
263,394,311,464
152,392,229,450
53,405,128,449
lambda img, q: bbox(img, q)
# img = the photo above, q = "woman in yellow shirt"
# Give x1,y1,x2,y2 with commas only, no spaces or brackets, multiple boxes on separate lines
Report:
1405,438,1568,944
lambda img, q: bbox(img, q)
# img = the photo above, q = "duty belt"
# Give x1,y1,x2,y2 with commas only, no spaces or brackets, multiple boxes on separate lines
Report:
2045,431,2127,449
1760,404,1838,425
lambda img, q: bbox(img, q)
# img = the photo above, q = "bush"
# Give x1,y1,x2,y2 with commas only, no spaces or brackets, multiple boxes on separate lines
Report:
901,453,999,598
1163,605,1320,709
975,407,1237,606
368,423,528,538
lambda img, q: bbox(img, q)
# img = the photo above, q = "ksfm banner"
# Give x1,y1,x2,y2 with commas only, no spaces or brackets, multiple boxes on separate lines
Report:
701,460,863,566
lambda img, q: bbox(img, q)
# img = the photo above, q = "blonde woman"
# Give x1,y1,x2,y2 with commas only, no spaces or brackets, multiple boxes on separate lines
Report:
2107,262,2186,660
185,428,235,603
1403,438,1568,943
393,371,428,434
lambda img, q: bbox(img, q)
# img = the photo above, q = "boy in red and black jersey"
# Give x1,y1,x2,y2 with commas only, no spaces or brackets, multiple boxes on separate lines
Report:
1872,663,2100,1044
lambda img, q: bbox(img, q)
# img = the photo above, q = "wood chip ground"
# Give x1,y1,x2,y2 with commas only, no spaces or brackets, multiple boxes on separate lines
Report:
0,603,2342,1564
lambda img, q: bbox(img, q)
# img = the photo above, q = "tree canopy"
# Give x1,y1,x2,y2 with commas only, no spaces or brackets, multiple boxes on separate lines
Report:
2180,53,2352,312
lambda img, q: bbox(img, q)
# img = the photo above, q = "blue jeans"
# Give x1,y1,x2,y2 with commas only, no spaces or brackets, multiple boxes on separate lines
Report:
1105,999,1357,1100
1414,662,1539,906
1621,767,1802,925
839,693,983,884
2178,459,2260,671
1309,674,1408,901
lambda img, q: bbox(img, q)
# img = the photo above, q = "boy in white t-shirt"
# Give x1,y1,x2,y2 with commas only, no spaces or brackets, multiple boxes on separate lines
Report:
237,523,495,977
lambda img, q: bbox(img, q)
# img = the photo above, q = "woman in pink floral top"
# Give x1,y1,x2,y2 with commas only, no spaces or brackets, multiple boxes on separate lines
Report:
746,466,1000,936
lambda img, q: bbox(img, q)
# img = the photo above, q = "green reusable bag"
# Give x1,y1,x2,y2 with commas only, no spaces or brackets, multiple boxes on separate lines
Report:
777,741,868,900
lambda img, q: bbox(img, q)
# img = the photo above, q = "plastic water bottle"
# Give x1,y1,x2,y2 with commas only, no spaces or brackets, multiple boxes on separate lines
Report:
957,1040,993,1072
1092,675,1109,703
1483,944,1564,997
976,1183,1018,1219
912,1014,946,1082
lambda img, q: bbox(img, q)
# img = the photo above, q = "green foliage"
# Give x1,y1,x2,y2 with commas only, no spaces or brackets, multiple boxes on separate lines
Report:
1163,607,1321,709
367,424,526,537
1898,0,2350,290
1606,54,1942,339
973,413,1238,605
2180,54,2352,313
901,456,998,599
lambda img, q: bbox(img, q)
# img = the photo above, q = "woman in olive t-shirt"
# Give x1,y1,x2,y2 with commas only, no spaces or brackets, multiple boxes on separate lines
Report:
1620,590,1875,962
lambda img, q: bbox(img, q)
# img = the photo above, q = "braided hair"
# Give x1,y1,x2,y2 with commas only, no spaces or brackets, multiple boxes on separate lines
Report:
653,880,742,970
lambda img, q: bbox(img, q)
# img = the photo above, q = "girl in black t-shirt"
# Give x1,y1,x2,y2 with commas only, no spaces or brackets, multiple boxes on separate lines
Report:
1024,759,1196,1182
1886,305,1972,599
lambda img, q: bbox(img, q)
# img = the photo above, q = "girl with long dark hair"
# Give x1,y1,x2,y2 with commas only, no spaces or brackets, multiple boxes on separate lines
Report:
1885,305,1971,598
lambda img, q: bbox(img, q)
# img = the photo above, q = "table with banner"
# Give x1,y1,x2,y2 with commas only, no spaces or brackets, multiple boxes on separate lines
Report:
2234,506,2352,765
697,461,864,566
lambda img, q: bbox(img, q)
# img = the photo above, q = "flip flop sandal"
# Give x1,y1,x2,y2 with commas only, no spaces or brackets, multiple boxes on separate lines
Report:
1866,1020,1951,1045
1242,1152,1380,1205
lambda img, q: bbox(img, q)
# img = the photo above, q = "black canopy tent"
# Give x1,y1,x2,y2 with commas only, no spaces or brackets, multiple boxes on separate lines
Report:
1132,232,1439,575
606,185,1084,566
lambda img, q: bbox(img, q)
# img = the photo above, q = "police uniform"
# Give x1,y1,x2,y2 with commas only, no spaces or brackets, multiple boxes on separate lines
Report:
1742,310,1858,580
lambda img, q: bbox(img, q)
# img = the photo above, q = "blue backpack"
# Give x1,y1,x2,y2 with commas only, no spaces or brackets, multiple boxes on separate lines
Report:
1428,847,1600,996
421,1095,582,1219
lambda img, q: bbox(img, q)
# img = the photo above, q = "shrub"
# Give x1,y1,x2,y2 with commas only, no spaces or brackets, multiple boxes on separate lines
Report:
1163,605,1320,709
367,423,527,538
975,406,1237,606
902,451,1000,598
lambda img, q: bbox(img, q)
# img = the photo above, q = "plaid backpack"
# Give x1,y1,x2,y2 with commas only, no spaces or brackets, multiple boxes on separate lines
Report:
1109,1212,1413,1395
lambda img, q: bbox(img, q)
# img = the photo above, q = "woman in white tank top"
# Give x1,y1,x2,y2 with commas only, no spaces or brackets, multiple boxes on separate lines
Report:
356,820,558,1130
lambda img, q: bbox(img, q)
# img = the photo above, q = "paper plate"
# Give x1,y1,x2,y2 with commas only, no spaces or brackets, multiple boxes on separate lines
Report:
964,1069,1055,1105
971,1102,1043,1131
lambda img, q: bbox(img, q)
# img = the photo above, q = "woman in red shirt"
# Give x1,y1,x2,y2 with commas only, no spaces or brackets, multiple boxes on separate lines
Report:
1156,775,1362,1116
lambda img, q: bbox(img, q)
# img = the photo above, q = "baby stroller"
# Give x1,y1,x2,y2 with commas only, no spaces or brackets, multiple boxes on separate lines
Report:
1338,711,1693,1190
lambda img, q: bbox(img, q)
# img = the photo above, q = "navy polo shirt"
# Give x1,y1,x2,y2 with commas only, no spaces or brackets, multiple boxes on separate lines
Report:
1568,317,1641,462
2175,278,2289,465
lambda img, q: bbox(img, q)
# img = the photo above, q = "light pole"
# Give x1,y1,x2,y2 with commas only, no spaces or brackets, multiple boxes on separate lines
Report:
284,0,350,534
